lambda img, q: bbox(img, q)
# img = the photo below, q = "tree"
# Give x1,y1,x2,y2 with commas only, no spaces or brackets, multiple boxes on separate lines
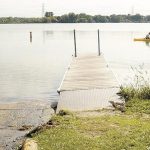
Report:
93,15,109,23
110,15,122,22
130,14,143,22
68,13,77,23
76,18,88,23
146,15,150,22
76,13,93,23
59,14,69,23
45,12,54,17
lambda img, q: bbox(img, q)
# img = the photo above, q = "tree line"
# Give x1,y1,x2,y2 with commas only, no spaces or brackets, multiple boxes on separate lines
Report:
0,13,150,24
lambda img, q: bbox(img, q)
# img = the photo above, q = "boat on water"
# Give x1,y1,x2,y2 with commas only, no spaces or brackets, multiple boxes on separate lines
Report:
134,38,150,42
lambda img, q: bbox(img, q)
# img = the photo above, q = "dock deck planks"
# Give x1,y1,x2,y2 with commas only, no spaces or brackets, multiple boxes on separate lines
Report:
57,54,122,111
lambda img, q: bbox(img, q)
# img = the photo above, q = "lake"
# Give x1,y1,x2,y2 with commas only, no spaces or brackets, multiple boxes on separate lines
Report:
0,23,150,103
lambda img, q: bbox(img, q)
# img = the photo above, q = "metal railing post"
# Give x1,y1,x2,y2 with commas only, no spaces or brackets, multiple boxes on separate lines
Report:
98,29,101,56
74,29,77,57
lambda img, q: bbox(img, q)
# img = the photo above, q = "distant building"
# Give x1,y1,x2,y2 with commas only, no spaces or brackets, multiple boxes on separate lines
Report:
45,12,54,17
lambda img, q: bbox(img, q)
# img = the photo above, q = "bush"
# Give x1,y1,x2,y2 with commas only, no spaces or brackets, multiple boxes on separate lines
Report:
118,65,150,101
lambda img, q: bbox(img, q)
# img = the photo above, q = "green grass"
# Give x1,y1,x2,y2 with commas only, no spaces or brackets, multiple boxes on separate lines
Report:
31,66,150,149
19,65,150,149
126,99,150,114
118,65,150,101
118,86,150,101
31,102,150,150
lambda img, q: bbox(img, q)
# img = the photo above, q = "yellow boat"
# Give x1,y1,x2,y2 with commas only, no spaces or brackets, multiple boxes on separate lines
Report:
134,38,150,42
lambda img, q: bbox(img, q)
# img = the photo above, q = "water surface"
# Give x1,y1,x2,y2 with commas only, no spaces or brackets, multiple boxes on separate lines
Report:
0,23,150,103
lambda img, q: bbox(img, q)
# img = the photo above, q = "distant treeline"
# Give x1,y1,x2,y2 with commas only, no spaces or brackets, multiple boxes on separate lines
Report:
1,13,150,24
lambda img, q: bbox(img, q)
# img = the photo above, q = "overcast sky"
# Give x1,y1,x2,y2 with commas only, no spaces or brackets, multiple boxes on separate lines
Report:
0,0,150,17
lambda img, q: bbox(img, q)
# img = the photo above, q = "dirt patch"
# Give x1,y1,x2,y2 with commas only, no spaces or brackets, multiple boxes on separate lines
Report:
75,109,123,118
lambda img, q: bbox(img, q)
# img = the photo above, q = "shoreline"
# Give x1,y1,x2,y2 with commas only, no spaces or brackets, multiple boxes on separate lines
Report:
0,100,53,150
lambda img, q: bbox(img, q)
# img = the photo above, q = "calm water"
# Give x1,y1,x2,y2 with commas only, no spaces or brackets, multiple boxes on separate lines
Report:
0,23,150,103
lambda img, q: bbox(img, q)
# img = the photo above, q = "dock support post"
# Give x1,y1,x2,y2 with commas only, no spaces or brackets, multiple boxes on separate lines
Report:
98,29,101,56
74,29,77,57
30,32,32,43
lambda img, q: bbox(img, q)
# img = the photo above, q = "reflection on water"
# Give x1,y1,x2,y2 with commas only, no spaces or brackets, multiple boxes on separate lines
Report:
43,31,54,43
0,23,150,103
30,32,32,43
145,42,150,47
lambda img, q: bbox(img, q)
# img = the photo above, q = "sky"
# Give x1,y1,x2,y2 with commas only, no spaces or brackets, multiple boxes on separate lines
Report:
0,0,150,17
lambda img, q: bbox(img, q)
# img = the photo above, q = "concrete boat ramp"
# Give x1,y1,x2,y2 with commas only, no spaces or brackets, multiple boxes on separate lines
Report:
0,101,53,150
57,54,122,111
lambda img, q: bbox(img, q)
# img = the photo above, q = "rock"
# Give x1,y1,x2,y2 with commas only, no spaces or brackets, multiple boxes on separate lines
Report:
51,101,58,114
58,110,68,116
109,101,125,112
18,125,33,131
22,139,38,150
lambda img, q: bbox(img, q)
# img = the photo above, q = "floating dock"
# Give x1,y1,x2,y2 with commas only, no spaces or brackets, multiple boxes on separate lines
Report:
57,54,122,111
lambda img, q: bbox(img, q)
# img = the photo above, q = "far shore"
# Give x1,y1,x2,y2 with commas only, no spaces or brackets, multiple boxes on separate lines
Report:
0,13,150,24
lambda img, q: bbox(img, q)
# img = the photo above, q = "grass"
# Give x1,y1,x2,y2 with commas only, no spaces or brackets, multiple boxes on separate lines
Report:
31,102,150,150
126,99,150,114
118,86,150,101
118,65,150,101
30,66,150,150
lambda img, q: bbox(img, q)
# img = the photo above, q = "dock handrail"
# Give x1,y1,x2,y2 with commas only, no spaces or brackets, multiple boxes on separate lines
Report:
73,29,101,57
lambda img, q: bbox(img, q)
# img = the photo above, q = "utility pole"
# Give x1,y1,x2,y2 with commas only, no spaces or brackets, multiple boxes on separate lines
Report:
42,3,45,18
131,5,134,15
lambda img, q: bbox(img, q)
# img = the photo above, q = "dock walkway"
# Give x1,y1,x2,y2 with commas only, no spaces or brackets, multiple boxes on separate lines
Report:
57,54,122,111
